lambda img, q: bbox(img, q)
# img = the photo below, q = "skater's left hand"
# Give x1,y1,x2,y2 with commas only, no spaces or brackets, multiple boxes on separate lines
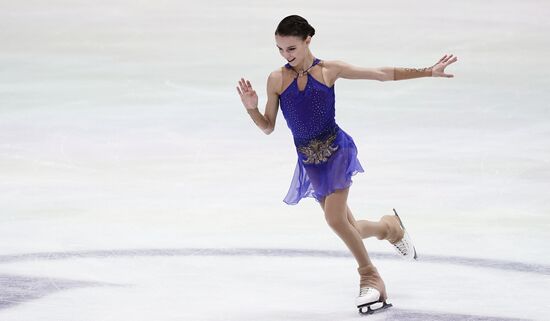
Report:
431,54,458,78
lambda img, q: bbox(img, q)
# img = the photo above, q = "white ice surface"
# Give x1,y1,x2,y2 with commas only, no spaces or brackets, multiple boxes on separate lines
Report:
1,0,549,320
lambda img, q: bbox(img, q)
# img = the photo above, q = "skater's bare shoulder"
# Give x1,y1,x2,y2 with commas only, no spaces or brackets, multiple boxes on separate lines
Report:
316,59,340,87
267,69,284,95
321,59,389,82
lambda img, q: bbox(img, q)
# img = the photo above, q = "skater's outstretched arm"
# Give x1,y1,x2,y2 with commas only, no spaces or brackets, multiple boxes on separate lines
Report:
325,54,457,82
237,71,280,135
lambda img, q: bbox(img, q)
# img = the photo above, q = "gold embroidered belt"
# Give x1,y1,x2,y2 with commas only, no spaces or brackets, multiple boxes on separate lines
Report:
297,131,339,164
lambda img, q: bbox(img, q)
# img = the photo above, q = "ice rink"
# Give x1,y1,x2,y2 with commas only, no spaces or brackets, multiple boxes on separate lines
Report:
1,0,549,320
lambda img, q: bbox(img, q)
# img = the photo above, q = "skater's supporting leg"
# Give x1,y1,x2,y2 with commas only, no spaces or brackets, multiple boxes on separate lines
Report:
319,192,391,313
321,187,373,267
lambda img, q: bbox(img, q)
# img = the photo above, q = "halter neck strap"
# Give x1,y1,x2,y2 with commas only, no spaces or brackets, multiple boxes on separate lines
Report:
285,58,320,70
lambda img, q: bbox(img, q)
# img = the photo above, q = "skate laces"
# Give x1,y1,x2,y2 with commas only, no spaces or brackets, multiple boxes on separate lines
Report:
393,238,409,255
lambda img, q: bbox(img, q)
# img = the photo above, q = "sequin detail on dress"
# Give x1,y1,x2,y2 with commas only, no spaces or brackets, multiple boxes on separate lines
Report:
297,132,339,164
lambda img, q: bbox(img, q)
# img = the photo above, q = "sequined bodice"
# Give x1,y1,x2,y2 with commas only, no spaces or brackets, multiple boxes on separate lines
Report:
279,58,338,147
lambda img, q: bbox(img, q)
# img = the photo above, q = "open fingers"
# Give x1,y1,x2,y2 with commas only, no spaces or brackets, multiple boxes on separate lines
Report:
239,78,253,91
238,78,248,94
239,78,247,90
237,77,256,97
443,54,457,64
447,56,458,65
436,54,458,70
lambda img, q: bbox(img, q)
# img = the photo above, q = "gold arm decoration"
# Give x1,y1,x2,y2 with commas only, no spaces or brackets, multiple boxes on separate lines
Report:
394,66,433,80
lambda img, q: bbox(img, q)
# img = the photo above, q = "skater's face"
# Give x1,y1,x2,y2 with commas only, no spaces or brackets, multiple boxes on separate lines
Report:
275,35,311,67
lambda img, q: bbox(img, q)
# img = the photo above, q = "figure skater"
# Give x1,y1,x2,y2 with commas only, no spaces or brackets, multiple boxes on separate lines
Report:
236,14,457,314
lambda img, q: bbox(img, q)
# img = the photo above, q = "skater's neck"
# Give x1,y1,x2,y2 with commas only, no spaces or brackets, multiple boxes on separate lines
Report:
292,52,316,75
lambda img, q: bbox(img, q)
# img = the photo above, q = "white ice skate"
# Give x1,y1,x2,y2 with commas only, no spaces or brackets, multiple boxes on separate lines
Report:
356,265,392,315
390,208,418,260
356,287,392,315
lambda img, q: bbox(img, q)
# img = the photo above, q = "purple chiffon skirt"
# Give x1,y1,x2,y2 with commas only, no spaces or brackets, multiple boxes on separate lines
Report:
283,127,365,205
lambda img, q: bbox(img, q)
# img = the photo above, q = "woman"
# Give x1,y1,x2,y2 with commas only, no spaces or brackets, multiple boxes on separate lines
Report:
236,15,457,314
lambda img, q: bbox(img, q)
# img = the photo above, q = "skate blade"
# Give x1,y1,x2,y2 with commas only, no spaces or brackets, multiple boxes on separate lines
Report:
393,208,418,260
358,301,393,315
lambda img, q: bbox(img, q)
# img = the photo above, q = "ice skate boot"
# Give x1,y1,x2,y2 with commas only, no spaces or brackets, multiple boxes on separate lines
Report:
380,208,418,260
356,265,392,315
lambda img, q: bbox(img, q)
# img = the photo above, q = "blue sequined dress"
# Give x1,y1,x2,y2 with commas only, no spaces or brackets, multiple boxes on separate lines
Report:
279,58,365,205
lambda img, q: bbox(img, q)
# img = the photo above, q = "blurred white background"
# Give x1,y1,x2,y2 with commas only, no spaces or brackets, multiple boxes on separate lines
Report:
1,1,549,320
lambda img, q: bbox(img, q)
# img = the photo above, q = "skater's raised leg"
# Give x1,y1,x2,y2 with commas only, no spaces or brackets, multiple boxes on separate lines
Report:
319,198,383,240
345,206,417,259
320,202,398,241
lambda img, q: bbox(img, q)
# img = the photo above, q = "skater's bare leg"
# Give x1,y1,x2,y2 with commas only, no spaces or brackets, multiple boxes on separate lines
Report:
319,190,389,305
319,201,395,241
346,207,392,240
320,187,373,267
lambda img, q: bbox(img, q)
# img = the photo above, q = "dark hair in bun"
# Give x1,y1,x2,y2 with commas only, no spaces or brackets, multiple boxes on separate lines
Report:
275,15,315,40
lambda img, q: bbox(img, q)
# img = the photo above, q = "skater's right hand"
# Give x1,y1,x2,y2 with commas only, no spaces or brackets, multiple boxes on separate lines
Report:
236,77,259,111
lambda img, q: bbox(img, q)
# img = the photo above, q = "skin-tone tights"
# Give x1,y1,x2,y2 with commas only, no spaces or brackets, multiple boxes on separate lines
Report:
319,187,389,268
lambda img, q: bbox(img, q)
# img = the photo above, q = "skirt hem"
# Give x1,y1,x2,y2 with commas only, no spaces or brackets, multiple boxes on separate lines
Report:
282,167,364,205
